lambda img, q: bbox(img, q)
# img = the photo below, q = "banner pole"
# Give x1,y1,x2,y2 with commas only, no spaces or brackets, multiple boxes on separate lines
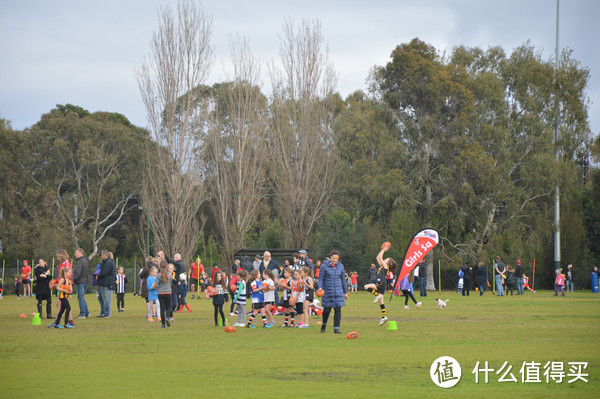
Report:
197,255,200,297
52,258,55,278
438,260,441,294
2,260,5,295
133,257,137,295
532,258,536,291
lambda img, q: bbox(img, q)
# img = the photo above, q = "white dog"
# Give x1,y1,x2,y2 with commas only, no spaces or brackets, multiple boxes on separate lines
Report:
434,298,449,309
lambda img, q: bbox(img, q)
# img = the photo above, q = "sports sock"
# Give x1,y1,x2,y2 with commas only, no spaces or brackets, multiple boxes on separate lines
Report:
290,314,295,325
262,315,267,325
248,315,254,326
368,288,378,296
284,313,289,326
380,304,386,318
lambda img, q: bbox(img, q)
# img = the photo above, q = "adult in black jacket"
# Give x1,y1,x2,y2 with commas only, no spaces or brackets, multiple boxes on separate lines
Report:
418,262,427,297
368,264,377,283
477,262,488,296
460,263,472,296
514,260,524,295
172,254,186,312
73,248,90,319
241,256,253,273
34,259,53,319
97,250,116,318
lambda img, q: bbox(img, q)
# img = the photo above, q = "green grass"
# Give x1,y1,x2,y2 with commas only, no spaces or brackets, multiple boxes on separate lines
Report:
1,290,598,398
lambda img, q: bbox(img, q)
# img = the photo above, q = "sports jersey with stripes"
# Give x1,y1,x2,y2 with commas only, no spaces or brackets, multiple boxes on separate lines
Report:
115,274,127,294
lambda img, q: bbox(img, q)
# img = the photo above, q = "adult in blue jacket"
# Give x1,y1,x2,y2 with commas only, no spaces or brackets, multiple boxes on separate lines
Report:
318,250,348,334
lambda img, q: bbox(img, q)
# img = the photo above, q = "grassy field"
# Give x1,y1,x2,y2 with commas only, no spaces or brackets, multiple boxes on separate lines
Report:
0,289,598,398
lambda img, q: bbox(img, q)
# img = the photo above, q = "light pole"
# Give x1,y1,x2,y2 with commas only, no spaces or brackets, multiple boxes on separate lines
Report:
553,0,561,271
138,205,150,257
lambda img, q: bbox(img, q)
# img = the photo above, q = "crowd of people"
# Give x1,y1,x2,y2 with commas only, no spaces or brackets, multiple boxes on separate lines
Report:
2,246,596,332
453,257,581,297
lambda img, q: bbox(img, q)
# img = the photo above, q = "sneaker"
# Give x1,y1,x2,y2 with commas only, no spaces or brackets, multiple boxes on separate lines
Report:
299,324,310,328
280,324,288,328
148,317,155,322
404,305,409,310
65,324,75,329
416,301,422,309
373,293,383,303
161,325,166,328
55,324,64,329
333,327,341,334
166,321,171,327
191,295,195,299
75,315,86,319
48,322,57,328
247,324,256,329
96,315,106,318
229,312,235,316
320,325,326,333
263,324,273,328
378,316,388,326
86,314,90,318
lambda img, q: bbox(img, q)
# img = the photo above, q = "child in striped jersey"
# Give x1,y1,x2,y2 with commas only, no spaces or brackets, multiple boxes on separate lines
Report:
279,267,295,327
115,266,128,312
232,270,248,327
301,266,314,328
247,270,270,328
262,269,276,327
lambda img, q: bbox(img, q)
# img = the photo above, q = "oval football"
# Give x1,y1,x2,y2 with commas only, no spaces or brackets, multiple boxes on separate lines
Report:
347,331,359,339
224,326,236,333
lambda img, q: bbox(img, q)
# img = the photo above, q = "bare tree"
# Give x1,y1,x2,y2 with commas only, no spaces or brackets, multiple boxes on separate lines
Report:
268,18,339,247
206,37,268,265
55,151,135,261
136,0,213,261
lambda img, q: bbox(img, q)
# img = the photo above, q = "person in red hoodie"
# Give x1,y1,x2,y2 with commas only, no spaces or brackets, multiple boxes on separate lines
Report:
188,258,204,299
210,263,221,282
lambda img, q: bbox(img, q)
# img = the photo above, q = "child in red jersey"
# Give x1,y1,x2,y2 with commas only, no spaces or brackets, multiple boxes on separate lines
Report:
350,272,358,292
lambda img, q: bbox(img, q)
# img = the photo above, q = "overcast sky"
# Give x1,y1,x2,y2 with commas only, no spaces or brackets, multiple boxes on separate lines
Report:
1,0,598,136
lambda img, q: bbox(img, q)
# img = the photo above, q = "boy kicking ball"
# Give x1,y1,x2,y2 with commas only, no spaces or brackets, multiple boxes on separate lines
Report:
364,243,398,326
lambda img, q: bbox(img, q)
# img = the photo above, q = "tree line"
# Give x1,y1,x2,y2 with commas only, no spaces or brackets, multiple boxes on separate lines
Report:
1,0,597,289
